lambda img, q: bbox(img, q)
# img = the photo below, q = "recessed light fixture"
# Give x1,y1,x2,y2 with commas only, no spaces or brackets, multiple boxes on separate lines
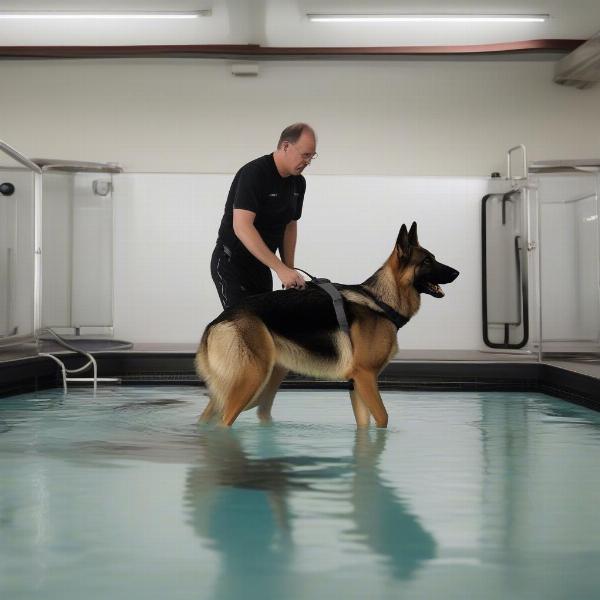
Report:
0,10,210,20
307,14,549,23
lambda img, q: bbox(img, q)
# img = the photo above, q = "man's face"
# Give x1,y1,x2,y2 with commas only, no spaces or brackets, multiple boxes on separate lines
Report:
283,131,317,176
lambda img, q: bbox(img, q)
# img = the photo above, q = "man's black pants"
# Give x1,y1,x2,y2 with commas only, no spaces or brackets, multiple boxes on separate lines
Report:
210,245,273,309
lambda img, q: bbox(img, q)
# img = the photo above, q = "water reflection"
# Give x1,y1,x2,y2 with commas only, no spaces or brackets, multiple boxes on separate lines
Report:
479,394,600,577
2,388,600,599
350,429,437,580
184,427,436,597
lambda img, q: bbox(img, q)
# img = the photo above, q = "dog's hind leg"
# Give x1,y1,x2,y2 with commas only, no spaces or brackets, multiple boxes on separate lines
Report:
220,362,273,426
196,317,276,427
195,330,221,423
350,384,371,428
254,365,288,423
351,369,388,428
198,397,218,423
218,319,276,427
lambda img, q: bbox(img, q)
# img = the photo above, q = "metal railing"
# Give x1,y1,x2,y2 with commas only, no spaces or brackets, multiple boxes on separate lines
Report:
0,140,43,175
481,190,530,349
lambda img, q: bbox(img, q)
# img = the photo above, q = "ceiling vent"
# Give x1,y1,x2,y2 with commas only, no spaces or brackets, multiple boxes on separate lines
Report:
554,31,600,89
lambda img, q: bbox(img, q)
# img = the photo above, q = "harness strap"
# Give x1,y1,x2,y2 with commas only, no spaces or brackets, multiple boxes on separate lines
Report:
314,279,351,335
355,286,410,330
294,268,349,335
294,268,409,333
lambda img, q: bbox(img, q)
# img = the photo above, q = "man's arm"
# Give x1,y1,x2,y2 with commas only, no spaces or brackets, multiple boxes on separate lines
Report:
280,220,298,268
233,209,305,288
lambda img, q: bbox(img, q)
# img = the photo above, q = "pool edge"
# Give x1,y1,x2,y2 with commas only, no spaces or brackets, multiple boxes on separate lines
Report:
1,353,597,411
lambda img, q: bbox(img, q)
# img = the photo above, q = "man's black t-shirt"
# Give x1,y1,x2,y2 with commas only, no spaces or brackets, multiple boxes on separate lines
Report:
217,154,305,266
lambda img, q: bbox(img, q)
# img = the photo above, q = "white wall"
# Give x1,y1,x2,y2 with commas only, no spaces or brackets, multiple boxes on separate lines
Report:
113,173,483,349
2,56,599,349
0,58,599,176
113,173,226,345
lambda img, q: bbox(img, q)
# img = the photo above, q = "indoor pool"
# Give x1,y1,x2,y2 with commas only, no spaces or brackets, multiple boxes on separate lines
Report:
1,386,599,600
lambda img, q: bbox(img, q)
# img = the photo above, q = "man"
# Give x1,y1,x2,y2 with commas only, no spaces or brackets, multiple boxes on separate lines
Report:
211,123,317,308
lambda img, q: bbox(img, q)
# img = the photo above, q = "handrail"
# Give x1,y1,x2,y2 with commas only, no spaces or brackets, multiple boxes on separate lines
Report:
481,192,529,349
37,328,120,392
507,144,527,180
0,139,42,173
513,234,529,347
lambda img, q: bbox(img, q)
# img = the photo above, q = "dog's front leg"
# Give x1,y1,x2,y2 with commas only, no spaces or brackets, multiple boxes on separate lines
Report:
351,370,388,428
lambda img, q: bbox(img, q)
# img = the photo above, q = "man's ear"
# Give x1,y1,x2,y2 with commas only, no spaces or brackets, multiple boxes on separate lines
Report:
396,224,410,257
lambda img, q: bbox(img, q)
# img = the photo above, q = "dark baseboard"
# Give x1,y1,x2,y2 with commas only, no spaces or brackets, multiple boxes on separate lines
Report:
1,352,598,411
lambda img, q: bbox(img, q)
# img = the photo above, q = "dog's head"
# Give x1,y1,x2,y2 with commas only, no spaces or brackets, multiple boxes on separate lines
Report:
396,222,459,298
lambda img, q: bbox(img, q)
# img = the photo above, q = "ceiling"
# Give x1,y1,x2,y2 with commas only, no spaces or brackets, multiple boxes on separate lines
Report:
0,0,599,49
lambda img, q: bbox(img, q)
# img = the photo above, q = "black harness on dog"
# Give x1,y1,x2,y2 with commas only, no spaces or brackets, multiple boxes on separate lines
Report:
294,269,410,334
352,285,410,331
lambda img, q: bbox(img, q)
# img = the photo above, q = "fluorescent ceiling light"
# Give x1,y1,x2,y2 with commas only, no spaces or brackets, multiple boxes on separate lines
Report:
307,14,549,23
0,10,210,20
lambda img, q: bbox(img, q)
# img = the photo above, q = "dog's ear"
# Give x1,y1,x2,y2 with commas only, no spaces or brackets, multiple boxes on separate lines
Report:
396,224,410,256
408,222,419,247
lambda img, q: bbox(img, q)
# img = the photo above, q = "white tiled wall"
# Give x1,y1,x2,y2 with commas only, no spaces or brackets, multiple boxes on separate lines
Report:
113,173,485,349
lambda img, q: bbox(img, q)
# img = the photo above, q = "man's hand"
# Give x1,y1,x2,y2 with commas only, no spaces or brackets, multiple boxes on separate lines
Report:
277,266,306,289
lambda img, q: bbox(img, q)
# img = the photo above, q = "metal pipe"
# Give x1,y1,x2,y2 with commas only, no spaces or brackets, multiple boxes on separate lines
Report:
33,172,42,335
6,248,14,336
1,248,14,338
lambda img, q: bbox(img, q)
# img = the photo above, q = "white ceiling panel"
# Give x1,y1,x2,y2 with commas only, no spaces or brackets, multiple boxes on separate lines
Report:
0,0,598,48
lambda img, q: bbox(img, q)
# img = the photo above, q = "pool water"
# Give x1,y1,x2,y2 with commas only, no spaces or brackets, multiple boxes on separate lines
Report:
1,386,599,600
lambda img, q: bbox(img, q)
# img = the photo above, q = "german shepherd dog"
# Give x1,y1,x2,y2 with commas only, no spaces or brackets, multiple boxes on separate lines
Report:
196,222,459,428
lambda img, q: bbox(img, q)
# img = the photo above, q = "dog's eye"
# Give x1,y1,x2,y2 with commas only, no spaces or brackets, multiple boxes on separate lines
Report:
423,257,432,265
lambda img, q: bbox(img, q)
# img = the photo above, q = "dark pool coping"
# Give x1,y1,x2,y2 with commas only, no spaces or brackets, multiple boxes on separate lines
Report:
0,352,598,412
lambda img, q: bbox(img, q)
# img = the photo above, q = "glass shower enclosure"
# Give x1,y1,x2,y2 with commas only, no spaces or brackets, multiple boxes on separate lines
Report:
0,138,124,358
482,147,600,362
531,161,600,359
36,159,121,338
0,140,42,352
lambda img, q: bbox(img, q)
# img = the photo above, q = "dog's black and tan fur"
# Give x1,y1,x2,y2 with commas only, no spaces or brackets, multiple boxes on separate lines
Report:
196,222,459,428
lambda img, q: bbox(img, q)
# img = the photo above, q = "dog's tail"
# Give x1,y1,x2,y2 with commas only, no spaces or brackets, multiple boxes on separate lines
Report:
194,325,212,383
